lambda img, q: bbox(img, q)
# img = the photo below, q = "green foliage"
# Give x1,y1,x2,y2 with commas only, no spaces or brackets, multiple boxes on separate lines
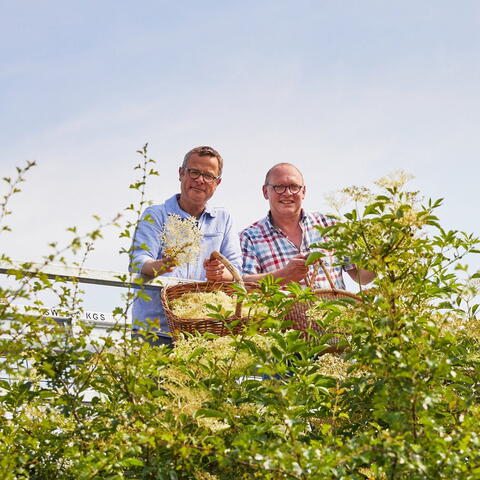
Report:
1,162,479,479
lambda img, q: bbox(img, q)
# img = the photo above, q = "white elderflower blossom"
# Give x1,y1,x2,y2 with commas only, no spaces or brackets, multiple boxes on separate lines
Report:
160,214,203,266
315,353,352,380
342,185,373,203
196,417,231,433
324,190,348,216
170,291,268,319
461,277,480,302
194,472,220,480
375,170,414,190
171,291,236,318
158,334,278,432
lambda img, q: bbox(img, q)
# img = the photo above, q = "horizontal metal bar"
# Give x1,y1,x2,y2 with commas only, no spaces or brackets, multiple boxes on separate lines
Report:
0,260,194,291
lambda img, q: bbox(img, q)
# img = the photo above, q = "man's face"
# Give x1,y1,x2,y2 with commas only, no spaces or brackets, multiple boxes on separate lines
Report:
179,153,222,207
262,164,305,219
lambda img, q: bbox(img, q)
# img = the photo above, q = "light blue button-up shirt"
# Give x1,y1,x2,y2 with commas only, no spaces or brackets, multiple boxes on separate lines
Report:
129,194,242,336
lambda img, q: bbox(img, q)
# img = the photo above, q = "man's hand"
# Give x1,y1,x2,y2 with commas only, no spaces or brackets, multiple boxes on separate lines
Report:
347,266,376,285
204,257,233,282
278,253,309,283
141,257,176,278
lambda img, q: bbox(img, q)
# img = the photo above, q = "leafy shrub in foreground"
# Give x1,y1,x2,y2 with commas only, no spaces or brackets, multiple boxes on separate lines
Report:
0,159,479,479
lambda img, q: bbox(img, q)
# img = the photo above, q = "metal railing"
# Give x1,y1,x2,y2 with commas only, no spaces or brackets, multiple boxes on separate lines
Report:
0,260,192,386
0,259,188,290
0,258,195,327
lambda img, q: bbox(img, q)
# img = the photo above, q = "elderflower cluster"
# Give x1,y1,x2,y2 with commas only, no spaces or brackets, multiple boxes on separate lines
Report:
460,277,480,303
439,314,480,342
158,334,274,432
324,190,348,216
197,417,231,432
342,185,373,203
170,291,267,319
375,170,414,190
172,334,273,371
160,214,203,266
315,353,352,381
170,291,236,318
358,467,386,480
194,471,220,480
305,301,354,334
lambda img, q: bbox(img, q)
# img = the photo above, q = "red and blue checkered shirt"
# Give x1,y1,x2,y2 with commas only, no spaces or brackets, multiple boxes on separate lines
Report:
240,210,353,289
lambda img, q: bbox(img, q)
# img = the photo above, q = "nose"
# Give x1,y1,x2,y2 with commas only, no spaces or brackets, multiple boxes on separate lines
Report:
194,173,206,184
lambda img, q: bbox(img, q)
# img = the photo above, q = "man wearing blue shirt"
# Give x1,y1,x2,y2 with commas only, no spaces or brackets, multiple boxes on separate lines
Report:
129,146,242,346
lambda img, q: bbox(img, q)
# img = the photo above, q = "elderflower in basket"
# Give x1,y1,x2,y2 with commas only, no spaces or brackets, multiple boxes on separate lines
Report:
160,214,203,266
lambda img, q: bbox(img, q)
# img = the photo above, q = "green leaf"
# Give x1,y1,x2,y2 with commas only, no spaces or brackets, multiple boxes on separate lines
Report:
120,458,144,467
305,251,325,266
195,408,228,419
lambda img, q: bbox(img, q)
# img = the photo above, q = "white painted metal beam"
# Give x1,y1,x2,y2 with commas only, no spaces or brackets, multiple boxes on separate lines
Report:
0,260,194,290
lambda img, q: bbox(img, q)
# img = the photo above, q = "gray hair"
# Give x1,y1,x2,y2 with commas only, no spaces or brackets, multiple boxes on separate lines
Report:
182,146,223,176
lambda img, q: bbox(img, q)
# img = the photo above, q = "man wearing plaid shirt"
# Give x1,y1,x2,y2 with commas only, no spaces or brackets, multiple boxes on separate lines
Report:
240,163,374,288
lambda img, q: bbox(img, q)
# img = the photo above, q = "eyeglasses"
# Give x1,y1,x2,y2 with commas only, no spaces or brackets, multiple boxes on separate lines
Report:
266,184,304,194
184,167,221,183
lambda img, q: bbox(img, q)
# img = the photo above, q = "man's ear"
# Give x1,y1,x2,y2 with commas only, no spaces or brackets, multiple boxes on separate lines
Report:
216,177,222,187
262,185,269,199
178,167,183,181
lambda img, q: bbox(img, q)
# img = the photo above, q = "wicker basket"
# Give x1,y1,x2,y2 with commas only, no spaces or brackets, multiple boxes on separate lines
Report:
162,281,260,339
161,251,258,340
284,258,362,351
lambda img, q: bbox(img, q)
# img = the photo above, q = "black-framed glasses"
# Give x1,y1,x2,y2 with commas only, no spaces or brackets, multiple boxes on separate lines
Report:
266,184,304,194
183,167,221,183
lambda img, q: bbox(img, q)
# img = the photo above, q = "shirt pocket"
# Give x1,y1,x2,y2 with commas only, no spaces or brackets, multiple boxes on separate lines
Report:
202,232,223,251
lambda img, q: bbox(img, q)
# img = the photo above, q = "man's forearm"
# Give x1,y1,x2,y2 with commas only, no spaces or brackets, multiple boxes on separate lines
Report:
243,256,310,284
243,272,269,283
243,269,288,284
141,258,175,277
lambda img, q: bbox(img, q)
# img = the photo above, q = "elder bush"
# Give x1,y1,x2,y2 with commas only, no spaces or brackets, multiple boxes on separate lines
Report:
0,154,479,479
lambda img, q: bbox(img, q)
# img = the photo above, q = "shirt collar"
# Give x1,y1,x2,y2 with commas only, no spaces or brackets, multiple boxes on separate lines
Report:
266,212,276,231
203,203,216,218
267,209,306,231
166,194,216,218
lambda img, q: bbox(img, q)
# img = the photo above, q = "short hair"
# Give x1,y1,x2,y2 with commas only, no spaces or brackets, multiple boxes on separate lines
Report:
264,163,304,185
182,146,223,177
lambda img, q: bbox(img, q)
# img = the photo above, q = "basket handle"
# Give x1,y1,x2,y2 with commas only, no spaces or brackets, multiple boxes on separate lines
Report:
210,251,244,285
210,251,245,317
305,253,337,292
317,257,337,291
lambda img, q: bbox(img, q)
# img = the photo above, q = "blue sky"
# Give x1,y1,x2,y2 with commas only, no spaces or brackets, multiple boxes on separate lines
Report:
2,1,479,310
